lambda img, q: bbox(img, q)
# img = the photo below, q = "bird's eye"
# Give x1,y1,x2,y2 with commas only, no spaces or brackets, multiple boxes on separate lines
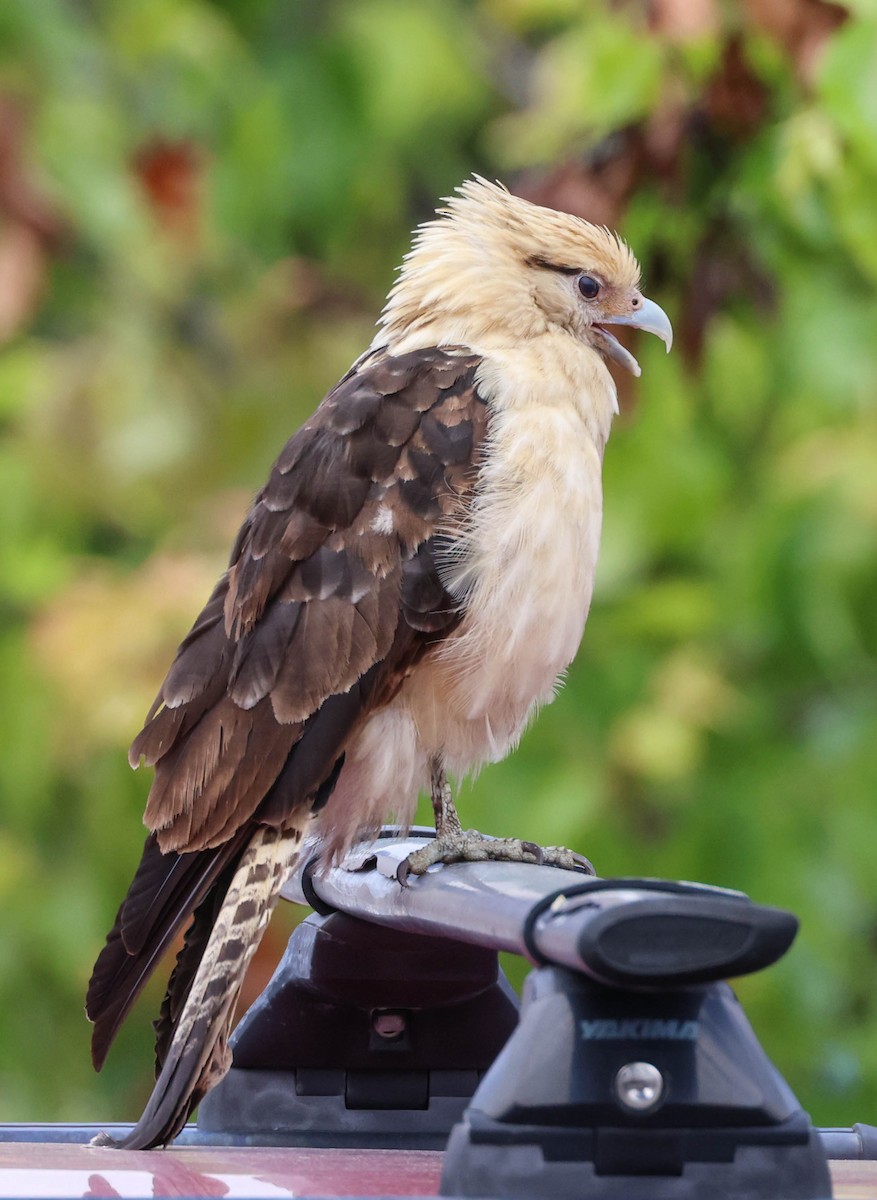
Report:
577,274,601,300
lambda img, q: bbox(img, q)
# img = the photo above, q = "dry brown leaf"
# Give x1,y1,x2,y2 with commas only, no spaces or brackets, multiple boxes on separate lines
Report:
649,0,720,42
0,223,47,341
133,138,203,247
743,0,848,84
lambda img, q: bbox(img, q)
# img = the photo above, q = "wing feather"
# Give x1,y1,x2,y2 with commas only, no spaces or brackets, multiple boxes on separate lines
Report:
158,586,230,709
87,834,244,1069
88,346,490,1085
228,601,303,707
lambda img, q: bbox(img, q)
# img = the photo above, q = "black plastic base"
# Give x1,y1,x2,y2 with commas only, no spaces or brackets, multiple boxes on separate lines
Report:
198,1067,479,1149
198,910,518,1147
442,1121,832,1200
440,966,833,1199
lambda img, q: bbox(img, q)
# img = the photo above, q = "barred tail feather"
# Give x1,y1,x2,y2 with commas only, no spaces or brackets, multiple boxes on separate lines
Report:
92,821,305,1150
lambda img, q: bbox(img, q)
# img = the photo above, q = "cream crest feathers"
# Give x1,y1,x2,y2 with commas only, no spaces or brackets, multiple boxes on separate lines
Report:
377,175,641,352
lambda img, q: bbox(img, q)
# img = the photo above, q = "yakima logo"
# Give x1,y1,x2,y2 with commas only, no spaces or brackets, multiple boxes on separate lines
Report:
579,1018,699,1041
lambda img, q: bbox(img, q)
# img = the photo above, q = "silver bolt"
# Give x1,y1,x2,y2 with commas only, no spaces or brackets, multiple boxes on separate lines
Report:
614,1062,664,1111
372,1012,406,1039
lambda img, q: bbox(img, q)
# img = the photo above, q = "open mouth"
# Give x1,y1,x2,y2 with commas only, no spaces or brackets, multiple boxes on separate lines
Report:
589,297,673,378
591,325,642,377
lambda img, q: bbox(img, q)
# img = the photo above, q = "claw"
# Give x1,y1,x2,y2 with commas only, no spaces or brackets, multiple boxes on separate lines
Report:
573,852,596,876
395,858,412,887
540,845,597,875
521,841,544,866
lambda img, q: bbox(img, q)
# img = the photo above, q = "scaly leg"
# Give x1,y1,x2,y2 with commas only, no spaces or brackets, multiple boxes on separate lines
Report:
397,757,595,883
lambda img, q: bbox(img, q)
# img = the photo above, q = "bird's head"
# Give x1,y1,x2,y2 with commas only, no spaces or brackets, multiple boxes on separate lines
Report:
378,176,672,376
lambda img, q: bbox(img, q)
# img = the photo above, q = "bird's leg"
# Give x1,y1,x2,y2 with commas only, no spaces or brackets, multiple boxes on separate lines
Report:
429,755,464,840
397,756,595,883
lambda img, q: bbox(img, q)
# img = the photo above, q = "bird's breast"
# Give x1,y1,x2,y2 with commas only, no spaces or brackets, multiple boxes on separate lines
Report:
407,395,605,771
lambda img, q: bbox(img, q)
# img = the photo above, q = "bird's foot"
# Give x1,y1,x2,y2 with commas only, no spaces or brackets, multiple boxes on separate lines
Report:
396,829,594,885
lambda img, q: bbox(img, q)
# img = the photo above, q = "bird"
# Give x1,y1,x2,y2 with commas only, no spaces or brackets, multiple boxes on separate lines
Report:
86,176,672,1150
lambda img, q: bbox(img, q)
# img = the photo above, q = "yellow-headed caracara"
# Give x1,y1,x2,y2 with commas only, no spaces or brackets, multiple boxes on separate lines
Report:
86,177,672,1149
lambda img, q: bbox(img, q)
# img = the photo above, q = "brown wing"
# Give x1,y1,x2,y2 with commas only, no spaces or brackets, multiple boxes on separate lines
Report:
87,346,489,1069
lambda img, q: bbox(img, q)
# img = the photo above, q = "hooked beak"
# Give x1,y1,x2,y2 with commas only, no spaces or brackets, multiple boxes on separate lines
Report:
591,296,673,378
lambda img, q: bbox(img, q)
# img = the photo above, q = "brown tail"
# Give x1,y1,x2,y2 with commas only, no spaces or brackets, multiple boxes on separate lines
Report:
92,821,305,1150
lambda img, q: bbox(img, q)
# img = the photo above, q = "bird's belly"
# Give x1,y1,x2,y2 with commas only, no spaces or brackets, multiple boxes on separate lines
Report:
409,406,605,772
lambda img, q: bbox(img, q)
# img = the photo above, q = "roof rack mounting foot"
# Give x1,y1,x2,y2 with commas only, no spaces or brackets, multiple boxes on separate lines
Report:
197,909,518,1149
442,964,832,1200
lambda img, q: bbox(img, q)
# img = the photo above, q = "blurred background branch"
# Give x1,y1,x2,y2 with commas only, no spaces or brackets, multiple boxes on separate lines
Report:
0,0,875,1127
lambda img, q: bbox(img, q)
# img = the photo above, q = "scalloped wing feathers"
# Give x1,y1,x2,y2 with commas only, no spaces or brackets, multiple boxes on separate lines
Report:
87,347,490,1090
129,347,486,854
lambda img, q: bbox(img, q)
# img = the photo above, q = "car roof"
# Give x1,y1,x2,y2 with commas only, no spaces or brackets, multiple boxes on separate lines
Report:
0,1138,441,1199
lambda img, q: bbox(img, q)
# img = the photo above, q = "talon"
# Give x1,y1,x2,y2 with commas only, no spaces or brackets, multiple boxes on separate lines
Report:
395,859,412,887
521,840,544,865
573,852,596,876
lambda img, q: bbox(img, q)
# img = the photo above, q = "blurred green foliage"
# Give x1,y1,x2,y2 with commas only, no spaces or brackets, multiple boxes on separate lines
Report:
0,0,875,1130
